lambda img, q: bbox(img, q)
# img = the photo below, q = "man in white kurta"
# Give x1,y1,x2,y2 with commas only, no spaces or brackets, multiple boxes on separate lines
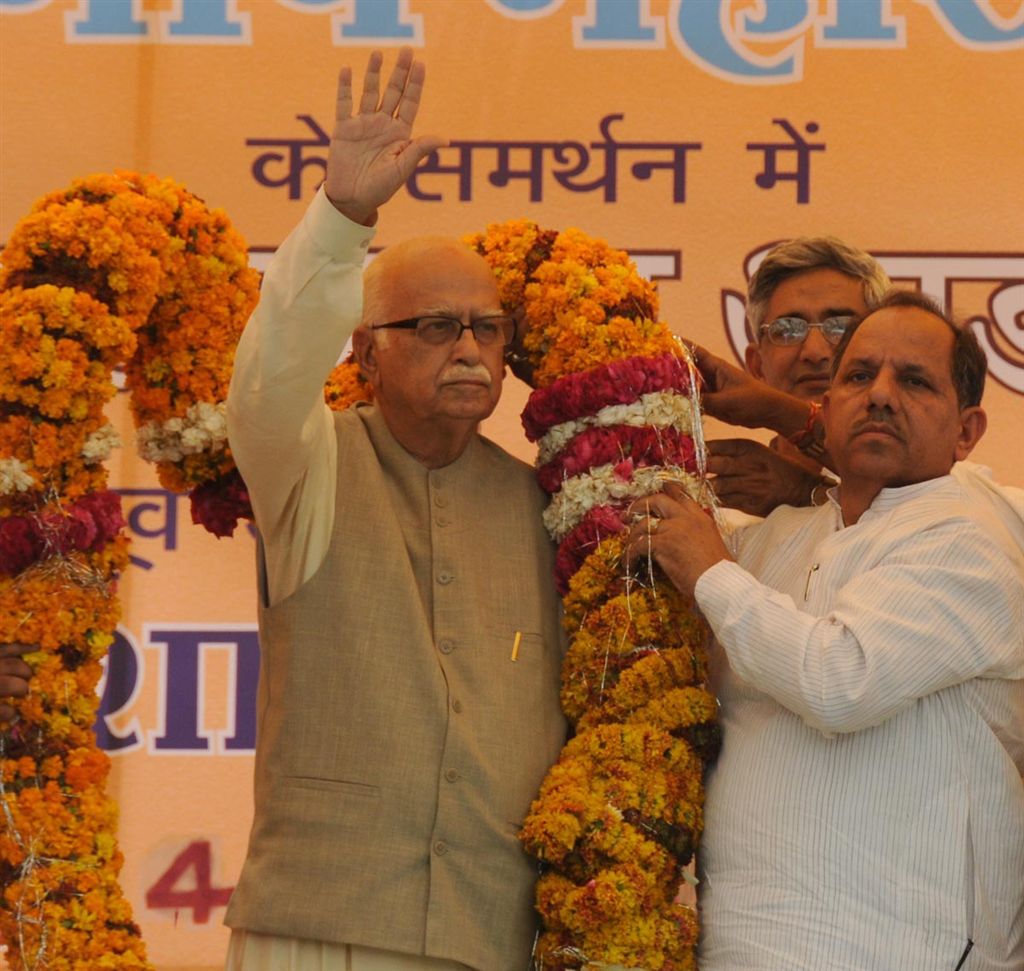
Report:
697,480,1022,969
627,293,1024,970
700,233,1024,567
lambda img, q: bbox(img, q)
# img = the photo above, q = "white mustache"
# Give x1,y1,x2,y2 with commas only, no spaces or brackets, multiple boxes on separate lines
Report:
440,365,493,387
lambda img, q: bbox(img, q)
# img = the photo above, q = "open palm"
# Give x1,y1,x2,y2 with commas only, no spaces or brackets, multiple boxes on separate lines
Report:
325,49,445,226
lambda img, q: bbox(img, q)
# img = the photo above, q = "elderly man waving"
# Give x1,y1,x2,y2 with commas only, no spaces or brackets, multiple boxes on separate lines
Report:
222,50,565,971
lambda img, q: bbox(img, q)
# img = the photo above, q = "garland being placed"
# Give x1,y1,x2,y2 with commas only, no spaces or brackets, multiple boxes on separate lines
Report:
0,171,260,969
324,220,719,969
469,219,719,971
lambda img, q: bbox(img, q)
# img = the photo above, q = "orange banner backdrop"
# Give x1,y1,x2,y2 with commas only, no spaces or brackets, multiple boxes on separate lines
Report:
2,2,1022,968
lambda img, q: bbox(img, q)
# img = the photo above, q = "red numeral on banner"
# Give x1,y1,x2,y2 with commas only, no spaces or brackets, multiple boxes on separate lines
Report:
146,839,234,923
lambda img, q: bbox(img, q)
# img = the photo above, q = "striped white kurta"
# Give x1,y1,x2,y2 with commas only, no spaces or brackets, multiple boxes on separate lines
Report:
695,476,1024,971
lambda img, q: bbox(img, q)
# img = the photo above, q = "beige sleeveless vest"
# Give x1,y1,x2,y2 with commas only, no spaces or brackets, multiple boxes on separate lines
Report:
226,405,567,971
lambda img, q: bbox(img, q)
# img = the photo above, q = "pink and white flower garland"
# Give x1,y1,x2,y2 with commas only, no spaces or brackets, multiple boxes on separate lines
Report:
526,354,703,591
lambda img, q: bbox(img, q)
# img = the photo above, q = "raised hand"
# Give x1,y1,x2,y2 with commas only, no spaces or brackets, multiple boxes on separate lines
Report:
325,48,446,226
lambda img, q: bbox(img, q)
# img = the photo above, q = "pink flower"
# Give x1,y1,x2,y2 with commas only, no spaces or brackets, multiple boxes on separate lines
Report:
0,515,44,576
78,491,126,545
522,353,694,440
62,505,100,553
553,504,627,593
190,468,253,538
537,425,697,494
0,491,125,574
52,491,126,554
612,459,634,481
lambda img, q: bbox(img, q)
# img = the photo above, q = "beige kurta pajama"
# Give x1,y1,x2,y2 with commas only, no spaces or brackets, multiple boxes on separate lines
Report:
225,188,566,970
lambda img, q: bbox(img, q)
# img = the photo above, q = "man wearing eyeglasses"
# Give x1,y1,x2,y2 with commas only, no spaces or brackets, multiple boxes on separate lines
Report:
707,236,888,517
221,50,566,971
699,237,1024,569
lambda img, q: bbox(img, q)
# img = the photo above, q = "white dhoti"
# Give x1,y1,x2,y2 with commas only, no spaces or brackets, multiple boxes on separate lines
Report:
225,931,472,971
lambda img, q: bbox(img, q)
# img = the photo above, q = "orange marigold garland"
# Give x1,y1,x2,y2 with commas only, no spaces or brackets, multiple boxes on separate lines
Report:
324,355,373,412
0,171,259,968
468,220,719,970
2,170,262,537
1,189,718,968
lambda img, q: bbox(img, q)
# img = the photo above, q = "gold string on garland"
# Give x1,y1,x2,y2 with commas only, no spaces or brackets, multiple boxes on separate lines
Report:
468,219,719,971
0,170,259,969
329,221,722,969
292,221,720,968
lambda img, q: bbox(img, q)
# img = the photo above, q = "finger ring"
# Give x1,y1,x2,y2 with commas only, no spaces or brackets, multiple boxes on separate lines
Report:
648,516,661,535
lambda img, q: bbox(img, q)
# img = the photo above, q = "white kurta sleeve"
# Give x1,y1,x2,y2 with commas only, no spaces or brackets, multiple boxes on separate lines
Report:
695,519,1024,736
226,187,376,604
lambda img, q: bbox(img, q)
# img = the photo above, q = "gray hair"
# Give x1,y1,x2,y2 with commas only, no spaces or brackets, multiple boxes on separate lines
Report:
747,236,891,336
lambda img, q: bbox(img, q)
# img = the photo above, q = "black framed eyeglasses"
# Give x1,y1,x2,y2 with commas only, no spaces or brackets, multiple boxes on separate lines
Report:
371,314,517,348
760,314,855,347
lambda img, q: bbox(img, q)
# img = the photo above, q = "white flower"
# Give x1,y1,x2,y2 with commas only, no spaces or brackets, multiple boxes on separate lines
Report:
81,423,122,465
542,464,702,541
136,401,229,464
195,400,227,436
537,392,693,465
0,457,36,496
180,427,207,450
